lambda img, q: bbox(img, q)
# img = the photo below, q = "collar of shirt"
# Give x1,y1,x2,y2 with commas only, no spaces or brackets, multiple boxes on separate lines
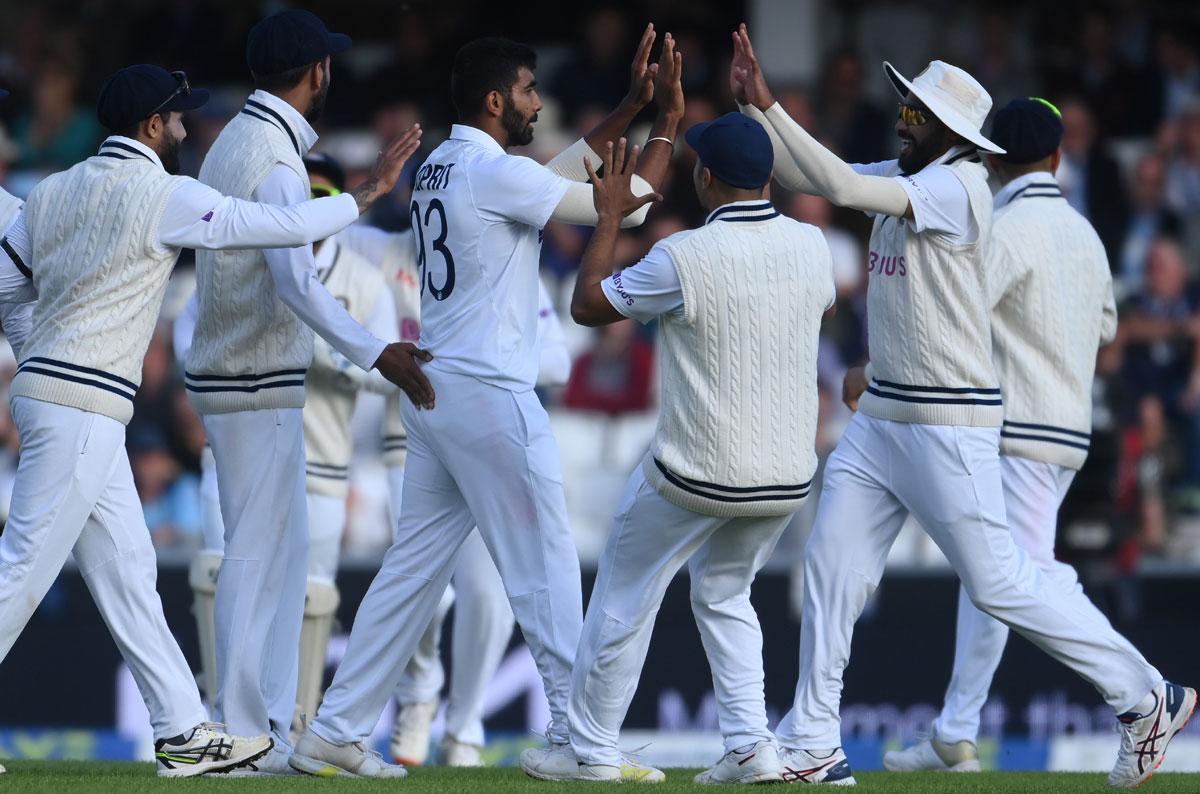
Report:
704,199,780,225
246,89,319,155
314,237,338,280
449,124,505,155
97,135,164,169
994,171,1062,208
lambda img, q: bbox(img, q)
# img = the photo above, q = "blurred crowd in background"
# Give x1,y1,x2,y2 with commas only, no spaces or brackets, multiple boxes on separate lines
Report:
0,0,1198,580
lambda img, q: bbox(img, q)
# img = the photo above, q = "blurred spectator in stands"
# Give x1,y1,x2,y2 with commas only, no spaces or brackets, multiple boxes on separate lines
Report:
361,14,450,130
0,123,18,188
967,8,1037,112
129,425,201,549
816,49,888,163
128,326,197,474
550,5,633,124
363,102,422,232
1116,153,1182,299
1057,98,1129,267
11,58,100,173
563,320,654,416
1155,26,1200,121
1113,239,1200,550
1162,103,1200,258
1068,10,1157,137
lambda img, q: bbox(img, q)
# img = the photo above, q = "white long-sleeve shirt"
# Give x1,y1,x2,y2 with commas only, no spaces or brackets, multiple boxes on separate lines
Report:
0,134,359,305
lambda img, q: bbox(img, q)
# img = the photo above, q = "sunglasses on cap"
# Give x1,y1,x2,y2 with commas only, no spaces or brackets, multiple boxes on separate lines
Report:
148,71,191,119
898,102,930,127
311,184,342,199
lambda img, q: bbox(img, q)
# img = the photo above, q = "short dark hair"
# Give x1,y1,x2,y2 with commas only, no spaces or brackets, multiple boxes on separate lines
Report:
451,38,537,120
113,110,173,138
253,62,314,93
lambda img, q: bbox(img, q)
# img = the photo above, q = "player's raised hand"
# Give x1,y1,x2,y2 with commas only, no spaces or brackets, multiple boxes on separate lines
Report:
350,124,423,214
732,23,775,112
584,138,662,221
653,32,684,120
374,341,436,409
624,23,659,110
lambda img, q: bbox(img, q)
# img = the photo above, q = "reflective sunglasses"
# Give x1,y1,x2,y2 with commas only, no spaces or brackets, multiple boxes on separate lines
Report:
311,184,342,199
897,102,930,127
148,70,191,119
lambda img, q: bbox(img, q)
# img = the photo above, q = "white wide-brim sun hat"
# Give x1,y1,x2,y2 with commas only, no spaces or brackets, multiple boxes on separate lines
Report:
883,60,1005,154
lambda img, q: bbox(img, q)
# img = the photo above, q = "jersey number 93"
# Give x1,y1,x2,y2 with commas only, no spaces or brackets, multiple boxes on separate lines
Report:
411,198,455,301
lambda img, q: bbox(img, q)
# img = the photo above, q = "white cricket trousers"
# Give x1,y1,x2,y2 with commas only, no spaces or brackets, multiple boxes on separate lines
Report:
394,530,516,746
312,368,582,745
0,397,207,739
933,455,1153,743
203,408,309,748
777,413,1161,750
570,465,791,766
306,492,345,585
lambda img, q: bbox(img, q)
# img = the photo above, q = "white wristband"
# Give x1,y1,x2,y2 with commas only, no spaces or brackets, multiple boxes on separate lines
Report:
647,136,674,147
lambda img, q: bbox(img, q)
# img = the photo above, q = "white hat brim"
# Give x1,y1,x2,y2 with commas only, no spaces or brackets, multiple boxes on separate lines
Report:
883,61,1005,155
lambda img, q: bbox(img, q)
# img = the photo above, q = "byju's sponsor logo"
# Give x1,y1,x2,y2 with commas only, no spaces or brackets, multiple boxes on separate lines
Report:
868,251,906,277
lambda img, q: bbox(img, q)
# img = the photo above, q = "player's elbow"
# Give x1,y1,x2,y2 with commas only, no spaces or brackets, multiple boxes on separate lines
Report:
571,297,608,327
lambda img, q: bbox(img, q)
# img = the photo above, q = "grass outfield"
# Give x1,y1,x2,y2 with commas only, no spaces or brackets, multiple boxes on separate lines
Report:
0,763,1198,792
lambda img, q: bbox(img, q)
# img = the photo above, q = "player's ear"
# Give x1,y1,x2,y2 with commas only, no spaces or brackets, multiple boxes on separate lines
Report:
484,89,504,119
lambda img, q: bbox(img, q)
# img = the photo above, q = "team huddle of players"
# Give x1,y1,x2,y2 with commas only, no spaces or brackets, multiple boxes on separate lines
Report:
0,7,1193,788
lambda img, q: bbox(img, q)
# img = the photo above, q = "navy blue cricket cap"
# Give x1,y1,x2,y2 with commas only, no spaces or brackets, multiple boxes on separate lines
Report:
304,151,346,192
97,65,209,132
247,10,351,77
990,97,1064,164
684,112,773,189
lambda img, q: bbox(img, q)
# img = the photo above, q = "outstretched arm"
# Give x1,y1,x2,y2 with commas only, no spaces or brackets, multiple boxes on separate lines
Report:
731,24,910,218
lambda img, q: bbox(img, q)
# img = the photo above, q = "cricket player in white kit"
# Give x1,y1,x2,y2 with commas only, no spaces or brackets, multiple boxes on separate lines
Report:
291,30,683,778
391,276,571,768
184,10,426,773
0,64,384,775
731,25,1194,788
522,117,835,785
885,99,1196,775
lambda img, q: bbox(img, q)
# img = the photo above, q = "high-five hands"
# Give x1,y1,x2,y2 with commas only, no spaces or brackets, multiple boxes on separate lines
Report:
654,32,685,119
351,124,423,214
730,22,775,112
625,23,658,110
584,138,663,221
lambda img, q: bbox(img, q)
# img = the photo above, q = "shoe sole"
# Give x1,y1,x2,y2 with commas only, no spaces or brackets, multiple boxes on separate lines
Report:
158,738,274,779
1129,687,1198,789
289,753,361,778
696,771,784,784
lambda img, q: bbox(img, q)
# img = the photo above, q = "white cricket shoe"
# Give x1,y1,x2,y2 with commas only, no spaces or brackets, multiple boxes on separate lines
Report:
520,743,665,783
779,746,857,785
883,731,980,772
1109,681,1197,789
289,727,408,779
694,740,783,784
0,763,6,774
225,745,303,777
154,723,273,778
441,734,484,767
390,699,437,765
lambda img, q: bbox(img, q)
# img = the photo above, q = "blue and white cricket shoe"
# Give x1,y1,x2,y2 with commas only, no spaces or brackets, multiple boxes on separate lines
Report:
779,746,856,785
1109,681,1197,789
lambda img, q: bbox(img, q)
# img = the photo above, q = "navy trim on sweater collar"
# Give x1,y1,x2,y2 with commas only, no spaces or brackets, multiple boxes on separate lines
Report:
705,200,780,225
